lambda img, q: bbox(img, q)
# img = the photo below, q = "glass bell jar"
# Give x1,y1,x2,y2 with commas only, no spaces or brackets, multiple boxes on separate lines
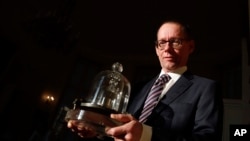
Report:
65,62,131,137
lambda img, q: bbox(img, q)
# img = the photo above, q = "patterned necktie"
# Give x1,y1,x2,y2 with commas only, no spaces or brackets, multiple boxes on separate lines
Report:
139,74,171,123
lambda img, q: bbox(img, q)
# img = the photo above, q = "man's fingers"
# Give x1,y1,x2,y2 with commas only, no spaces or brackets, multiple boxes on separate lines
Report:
110,113,134,123
106,125,126,137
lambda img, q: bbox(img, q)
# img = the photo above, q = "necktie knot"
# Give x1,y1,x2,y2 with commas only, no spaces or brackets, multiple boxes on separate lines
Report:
155,74,170,85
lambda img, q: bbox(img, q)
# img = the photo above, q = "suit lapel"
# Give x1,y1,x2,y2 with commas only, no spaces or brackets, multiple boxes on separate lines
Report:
129,71,194,118
161,71,193,105
145,71,194,123
128,76,158,117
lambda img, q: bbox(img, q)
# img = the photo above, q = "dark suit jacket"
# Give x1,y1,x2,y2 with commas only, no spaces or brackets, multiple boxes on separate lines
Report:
127,71,223,141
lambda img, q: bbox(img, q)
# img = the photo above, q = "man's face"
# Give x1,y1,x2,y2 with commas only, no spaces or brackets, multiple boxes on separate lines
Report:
155,22,194,72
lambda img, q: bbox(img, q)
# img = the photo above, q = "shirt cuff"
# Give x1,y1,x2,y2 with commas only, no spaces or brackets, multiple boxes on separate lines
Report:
140,124,152,141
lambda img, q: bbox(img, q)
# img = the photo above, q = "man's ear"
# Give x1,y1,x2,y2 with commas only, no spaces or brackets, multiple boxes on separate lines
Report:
189,40,195,53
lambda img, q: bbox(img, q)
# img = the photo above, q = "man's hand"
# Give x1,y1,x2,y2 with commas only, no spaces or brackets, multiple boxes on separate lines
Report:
106,114,143,141
67,120,97,138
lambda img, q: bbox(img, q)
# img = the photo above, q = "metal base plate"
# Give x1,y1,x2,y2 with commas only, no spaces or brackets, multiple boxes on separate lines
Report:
65,109,122,137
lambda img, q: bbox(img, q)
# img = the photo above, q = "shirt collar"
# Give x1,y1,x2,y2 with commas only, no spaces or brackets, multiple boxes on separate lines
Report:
159,66,187,81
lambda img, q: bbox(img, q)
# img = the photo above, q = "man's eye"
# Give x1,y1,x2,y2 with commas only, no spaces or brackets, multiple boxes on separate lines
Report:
172,39,180,44
159,41,166,44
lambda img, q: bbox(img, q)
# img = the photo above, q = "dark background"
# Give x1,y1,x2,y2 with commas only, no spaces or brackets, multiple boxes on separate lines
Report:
0,0,249,141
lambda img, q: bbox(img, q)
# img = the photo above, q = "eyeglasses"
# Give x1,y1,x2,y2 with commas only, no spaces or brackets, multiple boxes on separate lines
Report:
155,38,188,50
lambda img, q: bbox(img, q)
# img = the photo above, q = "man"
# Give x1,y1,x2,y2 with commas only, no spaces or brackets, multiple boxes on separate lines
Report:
68,19,223,141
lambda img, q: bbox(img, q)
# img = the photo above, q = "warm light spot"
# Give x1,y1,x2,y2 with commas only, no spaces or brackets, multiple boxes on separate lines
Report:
42,91,56,103
46,96,55,102
50,96,54,101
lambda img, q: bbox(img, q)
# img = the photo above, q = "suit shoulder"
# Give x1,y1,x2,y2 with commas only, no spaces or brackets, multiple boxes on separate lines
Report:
183,71,216,84
192,75,216,83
